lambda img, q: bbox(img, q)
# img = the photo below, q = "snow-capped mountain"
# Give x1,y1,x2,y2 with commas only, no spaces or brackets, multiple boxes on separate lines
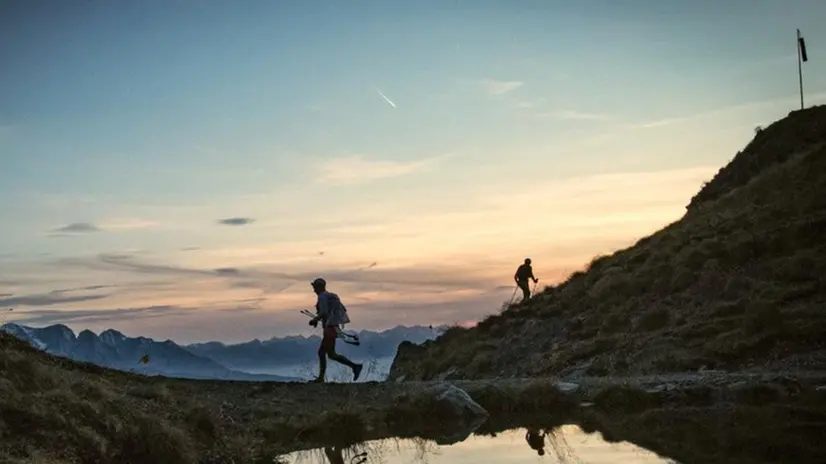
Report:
1,323,299,382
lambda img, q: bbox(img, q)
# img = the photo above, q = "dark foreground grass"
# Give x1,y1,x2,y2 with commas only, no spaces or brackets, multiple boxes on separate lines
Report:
5,329,825,463
0,333,581,463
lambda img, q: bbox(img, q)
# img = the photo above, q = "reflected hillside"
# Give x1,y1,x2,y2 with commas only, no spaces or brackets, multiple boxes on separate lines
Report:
280,427,675,464
275,395,826,464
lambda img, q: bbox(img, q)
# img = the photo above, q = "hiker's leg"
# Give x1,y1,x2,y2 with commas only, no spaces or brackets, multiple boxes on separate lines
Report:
316,342,327,381
324,336,356,369
327,349,358,368
321,327,354,368
327,348,363,381
322,327,363,380
519,281,530,301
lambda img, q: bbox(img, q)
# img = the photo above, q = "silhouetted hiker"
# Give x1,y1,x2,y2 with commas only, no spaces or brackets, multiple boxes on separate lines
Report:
514,258,539,302
308,277,363,383
323,446,367,464
525,428,546,456
323,446,344,464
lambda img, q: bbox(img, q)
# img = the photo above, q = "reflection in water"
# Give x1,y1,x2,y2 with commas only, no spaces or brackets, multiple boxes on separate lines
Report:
525,428,546,456
281,425,677,463
322,446,367,464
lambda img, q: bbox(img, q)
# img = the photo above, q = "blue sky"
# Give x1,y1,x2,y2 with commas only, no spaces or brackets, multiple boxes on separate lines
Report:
1,0,825,343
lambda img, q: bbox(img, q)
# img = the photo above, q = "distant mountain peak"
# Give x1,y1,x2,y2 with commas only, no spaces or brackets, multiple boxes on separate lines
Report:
100,328,124,336
184,324,445,372
2,323,299,382
99,328,126,346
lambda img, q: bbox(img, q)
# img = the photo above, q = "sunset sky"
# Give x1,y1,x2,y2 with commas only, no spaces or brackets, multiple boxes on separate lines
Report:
2,0,825,344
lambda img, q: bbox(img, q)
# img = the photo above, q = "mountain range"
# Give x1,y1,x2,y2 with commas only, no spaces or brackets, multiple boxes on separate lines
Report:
0,322,300,382
185,324,448,370
1,322,444,381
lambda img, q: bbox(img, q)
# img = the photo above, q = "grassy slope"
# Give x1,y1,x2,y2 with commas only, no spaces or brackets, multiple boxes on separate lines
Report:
390,105,826,381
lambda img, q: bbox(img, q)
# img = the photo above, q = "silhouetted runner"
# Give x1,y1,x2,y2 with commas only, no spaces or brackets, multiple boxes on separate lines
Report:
323,446,344,464
525,428,546,456
323,447,367,464
308,278,363,383
514,258,539,302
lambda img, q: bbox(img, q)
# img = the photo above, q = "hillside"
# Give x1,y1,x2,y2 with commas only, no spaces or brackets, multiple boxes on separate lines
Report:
0,323,298,382
389,105,826,382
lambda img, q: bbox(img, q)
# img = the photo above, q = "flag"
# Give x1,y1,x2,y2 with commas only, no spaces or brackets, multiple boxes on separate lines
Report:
799,31,808,62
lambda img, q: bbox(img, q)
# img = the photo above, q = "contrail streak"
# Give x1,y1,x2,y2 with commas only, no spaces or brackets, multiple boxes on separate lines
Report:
375,88,397,108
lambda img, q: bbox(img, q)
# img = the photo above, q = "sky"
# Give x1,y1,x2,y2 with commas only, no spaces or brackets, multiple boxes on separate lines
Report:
2,0,826,344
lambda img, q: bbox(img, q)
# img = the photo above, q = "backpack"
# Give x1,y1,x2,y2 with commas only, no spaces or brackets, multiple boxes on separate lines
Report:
323,291,351,326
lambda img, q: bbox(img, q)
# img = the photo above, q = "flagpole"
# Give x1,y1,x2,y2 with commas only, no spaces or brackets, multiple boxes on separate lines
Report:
797,29,804,110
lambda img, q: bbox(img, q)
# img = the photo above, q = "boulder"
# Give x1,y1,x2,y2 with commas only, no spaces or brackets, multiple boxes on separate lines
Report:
387,383,489,445
427,383,489,420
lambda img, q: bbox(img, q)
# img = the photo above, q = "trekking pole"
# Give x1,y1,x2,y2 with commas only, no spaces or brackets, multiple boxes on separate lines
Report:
507,286,518,305
350,451,368,463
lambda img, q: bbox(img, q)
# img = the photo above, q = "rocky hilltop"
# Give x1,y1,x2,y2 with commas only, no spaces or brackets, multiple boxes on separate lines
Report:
390,105,826,382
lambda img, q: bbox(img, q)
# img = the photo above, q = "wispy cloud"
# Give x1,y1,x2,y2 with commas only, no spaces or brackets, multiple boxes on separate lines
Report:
318,154,448,185
218,217,255,226
0,291,110,307
375,87,397,108
515,97,546,109
625,91,826,130
99,218,159,231
52,253,501,299
357,261,378,271
50,285,117,294
7,305,188,326
479,79,524,96
538,110,614,121
58,253,246,279
52,222,101,234
628,117,685,129
48,218,158,236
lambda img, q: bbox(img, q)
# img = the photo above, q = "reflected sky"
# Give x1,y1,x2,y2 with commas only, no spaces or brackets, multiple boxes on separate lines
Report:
281,426,678,463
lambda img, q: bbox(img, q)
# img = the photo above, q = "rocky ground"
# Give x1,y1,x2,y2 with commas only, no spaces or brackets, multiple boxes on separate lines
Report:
4,328,826,463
